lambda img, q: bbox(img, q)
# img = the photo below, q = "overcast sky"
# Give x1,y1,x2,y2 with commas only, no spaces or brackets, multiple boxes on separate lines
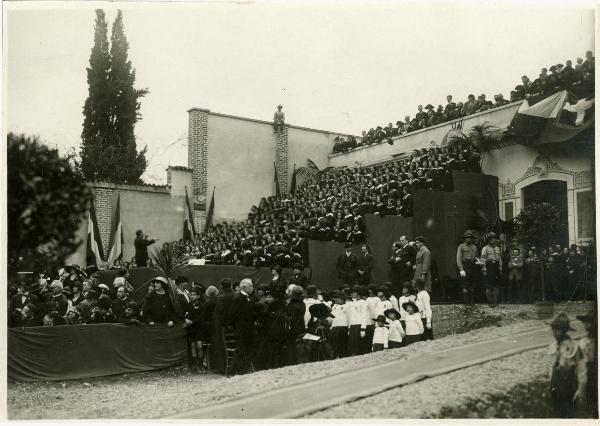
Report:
4,2,594,184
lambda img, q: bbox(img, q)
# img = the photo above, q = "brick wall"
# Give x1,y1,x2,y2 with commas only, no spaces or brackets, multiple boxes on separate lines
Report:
275,125,289,195
93,187,114,254
188,108,209,231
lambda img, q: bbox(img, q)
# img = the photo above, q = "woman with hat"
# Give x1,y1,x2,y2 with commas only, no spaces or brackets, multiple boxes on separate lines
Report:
481,232,502,307
143,277,177,327
549,312,585,418
269,264,287,294
402,300,424,345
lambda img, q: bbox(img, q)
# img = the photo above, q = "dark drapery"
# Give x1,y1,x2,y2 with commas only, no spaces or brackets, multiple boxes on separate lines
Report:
8,324,187,382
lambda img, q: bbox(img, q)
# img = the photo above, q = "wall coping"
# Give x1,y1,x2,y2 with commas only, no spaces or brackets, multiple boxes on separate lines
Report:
87,181,171,194
328,100,523,159
166,165,193,172
187,106,360,137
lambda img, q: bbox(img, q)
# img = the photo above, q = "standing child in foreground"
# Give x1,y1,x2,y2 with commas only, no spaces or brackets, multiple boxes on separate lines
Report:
415,278,433,341
384,308,405,348
364,285,380,353
402,300,424,345
372,315,389,352
549,312,586,418
330,291,349,359
347,286,367,356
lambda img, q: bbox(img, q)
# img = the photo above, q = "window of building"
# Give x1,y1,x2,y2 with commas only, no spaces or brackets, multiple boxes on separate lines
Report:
504,201,514,221
577,190,594,239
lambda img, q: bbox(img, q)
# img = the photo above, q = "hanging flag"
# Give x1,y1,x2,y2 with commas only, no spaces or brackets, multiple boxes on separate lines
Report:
508,90,594,146
86,200,106,269
184,187,197,241
274,162,281,198
204,186,215,234
290,164,297,196
106,195,123,267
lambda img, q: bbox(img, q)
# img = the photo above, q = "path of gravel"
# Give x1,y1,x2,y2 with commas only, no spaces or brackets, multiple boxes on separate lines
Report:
303,347,552,419
8,301,592,419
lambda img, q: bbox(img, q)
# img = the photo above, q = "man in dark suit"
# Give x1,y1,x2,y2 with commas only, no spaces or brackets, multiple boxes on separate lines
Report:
134,229,156,267
336,242,358,285
229,278,256,375
357,244,374,286
289,263,309,288
9,281,38,327
111,286,131,322
213,278,235,374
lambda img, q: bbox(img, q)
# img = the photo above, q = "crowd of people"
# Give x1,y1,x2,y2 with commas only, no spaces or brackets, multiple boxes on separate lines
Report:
457,231,596,306
174,143,480,265
7,258,435,376
332,50,595,154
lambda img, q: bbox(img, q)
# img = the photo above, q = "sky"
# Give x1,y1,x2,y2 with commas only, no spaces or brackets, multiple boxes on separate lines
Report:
4,2,595,184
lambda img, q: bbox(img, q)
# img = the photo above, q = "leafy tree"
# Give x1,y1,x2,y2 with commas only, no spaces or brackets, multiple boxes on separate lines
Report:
7,133,92,275
79,9,148,184
513,202,561,249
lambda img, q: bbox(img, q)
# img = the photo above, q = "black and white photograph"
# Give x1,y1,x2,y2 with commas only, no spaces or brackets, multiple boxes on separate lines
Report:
2,0,599,422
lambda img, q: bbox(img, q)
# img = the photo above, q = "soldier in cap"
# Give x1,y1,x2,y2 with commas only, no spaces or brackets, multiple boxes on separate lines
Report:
456,230,480,305
273,105,285,132
413,236,432,292
481,232,502,307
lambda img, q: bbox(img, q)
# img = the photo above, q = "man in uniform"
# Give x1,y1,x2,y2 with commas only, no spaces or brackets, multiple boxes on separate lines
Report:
336,242,358,285
273,105,285,132
456,230,479,306
481,232,502,307
413,236,432,293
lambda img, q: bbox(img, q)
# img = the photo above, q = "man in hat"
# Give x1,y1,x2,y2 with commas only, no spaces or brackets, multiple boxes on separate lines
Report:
336,242,358,285
289,263,309,289
357,244,374,286
413,236,432,293
415,105,428,123
456,230,480,306
273,105,285,132
481,232,502,307
229,278,256,374
134,229,156,268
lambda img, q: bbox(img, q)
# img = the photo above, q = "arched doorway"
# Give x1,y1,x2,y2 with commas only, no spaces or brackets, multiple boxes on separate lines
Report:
522,180,569,247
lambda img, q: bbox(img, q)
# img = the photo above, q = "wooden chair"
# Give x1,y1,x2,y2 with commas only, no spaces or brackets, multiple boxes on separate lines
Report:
222,326,239,378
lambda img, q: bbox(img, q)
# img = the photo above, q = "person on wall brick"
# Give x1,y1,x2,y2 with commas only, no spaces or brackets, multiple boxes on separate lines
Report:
273,105,285,132
456,230,480,306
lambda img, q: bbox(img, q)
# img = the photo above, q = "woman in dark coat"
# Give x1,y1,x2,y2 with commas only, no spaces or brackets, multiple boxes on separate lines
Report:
254,287,287,370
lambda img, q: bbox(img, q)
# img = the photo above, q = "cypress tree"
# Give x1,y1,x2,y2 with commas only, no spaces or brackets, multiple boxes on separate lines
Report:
80,9,148,184
80,9,111,181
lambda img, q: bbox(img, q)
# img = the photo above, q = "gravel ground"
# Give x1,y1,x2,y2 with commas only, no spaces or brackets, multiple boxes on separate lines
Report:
8,301,593,420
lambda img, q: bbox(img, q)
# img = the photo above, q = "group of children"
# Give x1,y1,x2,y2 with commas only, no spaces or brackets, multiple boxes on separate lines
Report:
303,277,433,359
